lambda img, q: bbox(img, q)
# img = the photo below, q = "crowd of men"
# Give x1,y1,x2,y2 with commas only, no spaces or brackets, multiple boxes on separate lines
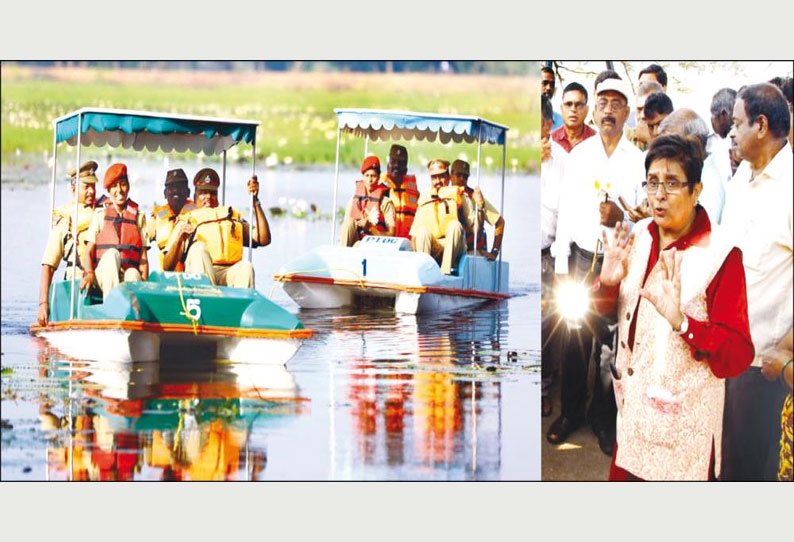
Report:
339,144,504,274
541,63,793,480
38,163,271,325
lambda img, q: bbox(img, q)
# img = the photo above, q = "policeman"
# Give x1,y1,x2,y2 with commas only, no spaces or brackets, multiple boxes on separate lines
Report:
380,144,419,239
80,163,149,300
410,159,474,275
37,161,99,325
449,159,504,260
339,155,395,246
172,168,271,288
148,168,196,271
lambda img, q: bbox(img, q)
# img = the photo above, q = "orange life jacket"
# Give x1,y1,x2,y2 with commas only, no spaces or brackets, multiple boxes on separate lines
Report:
350,181,389,238
93,199,143,271
463,186,487,252
381,173,419,238
153,200,196,271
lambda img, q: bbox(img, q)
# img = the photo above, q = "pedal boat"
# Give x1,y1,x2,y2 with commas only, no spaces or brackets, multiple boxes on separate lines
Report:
30,108,312,363
275,108,511,314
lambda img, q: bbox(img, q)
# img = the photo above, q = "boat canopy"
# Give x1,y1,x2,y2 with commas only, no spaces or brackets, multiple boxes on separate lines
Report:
334,108,508,146
53,108,259,155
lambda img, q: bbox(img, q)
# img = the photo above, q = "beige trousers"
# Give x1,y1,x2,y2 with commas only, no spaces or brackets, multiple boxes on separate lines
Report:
411,221,465,275
339,218,362,247
184,241,255,288
94,249,141,300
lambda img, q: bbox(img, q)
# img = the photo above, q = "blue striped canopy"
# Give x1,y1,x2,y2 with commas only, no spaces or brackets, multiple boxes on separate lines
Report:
54,109,259,155
335,108,508,145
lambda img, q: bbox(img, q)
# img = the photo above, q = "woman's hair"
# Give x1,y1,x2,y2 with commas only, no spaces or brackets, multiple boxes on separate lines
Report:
644,134,705,193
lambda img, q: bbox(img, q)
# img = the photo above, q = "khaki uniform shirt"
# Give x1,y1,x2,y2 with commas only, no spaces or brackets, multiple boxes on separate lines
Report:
480,195,501,227
41,205,98,277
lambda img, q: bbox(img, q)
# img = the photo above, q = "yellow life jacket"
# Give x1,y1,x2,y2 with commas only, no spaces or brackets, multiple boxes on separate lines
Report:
414,186,464,239
185,205,244,265
55,202,96,271
152,200,196,250
153,200,196,270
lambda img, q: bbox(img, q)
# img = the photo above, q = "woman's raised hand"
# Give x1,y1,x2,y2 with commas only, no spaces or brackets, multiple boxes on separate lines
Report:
599,221,634,286
639,248,685,330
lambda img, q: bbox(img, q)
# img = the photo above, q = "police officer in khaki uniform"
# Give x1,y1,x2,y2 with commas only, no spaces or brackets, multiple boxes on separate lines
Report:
339,155,395,247
148,168,196,271
37,161,99,326
170,168,270,288
449,159,505,260
81,163,149,300
410,159,474,274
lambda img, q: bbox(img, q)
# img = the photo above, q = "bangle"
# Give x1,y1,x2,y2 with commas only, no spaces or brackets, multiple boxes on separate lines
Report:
675,314,689,335
782,359,794,384
39,301,48,306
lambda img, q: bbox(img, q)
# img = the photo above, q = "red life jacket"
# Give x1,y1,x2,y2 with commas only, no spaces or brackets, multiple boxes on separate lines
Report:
463,186,487,252
382,173,419,238
350,181,389,238
93,199,143,271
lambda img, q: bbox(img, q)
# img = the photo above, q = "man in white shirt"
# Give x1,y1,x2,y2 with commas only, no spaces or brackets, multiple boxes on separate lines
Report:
708,88,737,156
541,95,567,418
548,77,645,453
720,82,793,481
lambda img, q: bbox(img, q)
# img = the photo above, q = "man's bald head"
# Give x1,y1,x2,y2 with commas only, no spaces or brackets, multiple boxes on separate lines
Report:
637,81,663,98
658,108,709,151
636,81,665,123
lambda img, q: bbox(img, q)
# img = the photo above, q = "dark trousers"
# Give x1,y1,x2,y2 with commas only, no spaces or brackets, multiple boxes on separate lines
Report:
721,366,789,480
541,250,563,396
558,244,617,429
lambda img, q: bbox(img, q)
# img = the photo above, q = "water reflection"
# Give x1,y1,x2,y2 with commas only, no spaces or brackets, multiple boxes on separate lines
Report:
34,341,306,481
297,304,522,479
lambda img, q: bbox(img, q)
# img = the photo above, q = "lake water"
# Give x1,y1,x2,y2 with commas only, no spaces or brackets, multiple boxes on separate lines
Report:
1,161,540,480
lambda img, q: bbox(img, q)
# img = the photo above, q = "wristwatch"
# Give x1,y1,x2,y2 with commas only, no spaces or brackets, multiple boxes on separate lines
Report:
675,314,689,335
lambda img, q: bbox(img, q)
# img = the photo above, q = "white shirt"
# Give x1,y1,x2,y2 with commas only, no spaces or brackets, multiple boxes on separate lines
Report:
698,150,731,225
721,143,793,366
541,139,566,250
551,133,645,274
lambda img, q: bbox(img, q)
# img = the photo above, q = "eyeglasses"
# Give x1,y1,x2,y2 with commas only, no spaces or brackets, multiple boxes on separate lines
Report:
596,100,627,112
562,101,587,110
642,180,690,194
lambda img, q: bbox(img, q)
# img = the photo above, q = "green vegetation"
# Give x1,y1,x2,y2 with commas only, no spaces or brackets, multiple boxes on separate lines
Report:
1,68,540,173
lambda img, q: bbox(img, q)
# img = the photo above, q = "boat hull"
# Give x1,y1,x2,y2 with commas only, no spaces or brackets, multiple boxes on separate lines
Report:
32,271,312,364
33,324,305,365
276,241,509,314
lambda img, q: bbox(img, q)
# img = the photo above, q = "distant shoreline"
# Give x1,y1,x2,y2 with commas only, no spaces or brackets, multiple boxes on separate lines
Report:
1,65,541,173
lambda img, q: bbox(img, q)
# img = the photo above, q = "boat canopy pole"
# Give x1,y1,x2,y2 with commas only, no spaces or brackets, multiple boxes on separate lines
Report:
49,129,58,228
221,149,227,206
497,142,506,292
248,138,256,263
49,125,59,314
472,121,483,287
364,133,369,157
69,113,82,320
331,127,342,244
